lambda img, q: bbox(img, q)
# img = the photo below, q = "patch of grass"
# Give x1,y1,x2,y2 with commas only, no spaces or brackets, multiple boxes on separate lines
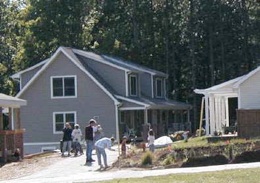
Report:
95,167,260,183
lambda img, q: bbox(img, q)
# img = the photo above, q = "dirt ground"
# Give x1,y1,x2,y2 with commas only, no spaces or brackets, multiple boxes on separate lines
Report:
0,152,63,181
1,147,259,181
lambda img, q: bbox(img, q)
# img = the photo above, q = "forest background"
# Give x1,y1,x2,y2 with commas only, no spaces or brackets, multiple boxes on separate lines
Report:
0,0,259,131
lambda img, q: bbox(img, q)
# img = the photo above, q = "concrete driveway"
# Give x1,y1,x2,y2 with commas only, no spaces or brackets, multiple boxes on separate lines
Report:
1,146,260,183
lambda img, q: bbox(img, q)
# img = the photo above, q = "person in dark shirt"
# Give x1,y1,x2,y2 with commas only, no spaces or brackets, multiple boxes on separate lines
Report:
62,123,73,157
85,119,96,163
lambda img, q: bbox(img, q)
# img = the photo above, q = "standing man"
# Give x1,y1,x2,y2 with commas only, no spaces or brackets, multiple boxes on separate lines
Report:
62,123,73,157
85,119,96,163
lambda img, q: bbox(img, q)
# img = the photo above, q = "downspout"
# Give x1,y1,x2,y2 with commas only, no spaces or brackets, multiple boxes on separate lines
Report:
115,102,122,161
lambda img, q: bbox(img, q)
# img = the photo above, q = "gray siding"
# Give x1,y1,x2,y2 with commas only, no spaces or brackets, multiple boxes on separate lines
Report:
20,52,117,153
21,66,43,88
140,73,152,97
78,56,126,96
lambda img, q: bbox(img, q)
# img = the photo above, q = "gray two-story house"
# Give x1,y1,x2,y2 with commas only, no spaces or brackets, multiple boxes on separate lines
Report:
12,46,191,154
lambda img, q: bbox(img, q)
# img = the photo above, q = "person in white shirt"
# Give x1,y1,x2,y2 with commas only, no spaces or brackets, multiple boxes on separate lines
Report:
72,124,83,156
147,129,155,152
94,137,115,169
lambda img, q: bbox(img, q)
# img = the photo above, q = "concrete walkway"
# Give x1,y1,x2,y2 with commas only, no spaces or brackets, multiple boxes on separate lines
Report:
2,147,260,183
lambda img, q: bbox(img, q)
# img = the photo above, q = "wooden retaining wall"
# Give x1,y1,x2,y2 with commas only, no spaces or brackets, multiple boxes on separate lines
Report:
237,109,260,138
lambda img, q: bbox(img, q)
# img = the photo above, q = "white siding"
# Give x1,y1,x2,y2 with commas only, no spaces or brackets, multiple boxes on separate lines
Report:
240,71,260,109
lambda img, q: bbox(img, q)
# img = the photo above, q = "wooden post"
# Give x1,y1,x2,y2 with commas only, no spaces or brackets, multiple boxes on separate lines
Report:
8,107,12,130
199,97,205,136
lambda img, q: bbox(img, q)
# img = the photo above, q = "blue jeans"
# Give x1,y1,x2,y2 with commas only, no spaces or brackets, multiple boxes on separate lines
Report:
149,144,155,152
62,140,72,155
86,140,94,161
96,146,107,167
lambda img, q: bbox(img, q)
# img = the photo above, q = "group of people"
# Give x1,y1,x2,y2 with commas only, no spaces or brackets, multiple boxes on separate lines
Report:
61,119,114,169
61,119,156,169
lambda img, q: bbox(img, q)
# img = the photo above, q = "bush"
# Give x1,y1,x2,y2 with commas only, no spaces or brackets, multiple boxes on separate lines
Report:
141,151,153,165
163,154,174,166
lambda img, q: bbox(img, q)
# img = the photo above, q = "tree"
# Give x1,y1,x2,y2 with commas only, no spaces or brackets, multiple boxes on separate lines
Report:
0,0,23,94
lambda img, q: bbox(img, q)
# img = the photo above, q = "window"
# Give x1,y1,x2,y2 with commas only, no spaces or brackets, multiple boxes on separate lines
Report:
51,76,76,98
129,75,137,96
53,112,76,133
156,78,163,98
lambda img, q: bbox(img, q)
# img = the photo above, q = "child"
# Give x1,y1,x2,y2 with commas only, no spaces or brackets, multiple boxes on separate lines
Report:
72,124,83,156
121,136,127,158
147,129,155,152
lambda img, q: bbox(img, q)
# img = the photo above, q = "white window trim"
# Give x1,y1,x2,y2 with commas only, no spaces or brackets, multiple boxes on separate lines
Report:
50,75,77,99
155,78,163,98
53,111,77,134
129,75,138,96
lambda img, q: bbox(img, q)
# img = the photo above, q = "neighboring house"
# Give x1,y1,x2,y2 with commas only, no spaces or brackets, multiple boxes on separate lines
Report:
12,46,191,154
194,67,260,138
0,93,27,162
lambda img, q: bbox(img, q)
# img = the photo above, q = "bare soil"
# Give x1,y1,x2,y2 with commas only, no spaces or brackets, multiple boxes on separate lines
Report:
1,148,259,181
0,152,63,181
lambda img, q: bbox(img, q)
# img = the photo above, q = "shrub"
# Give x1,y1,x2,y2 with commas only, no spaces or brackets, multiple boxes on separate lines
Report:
163,154,174,166
141,151,153,165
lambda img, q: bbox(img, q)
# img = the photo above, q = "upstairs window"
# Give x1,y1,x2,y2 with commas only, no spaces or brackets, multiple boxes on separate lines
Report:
51,76,77,98
129,75,137,96
53,111,76,133
156,78,163,98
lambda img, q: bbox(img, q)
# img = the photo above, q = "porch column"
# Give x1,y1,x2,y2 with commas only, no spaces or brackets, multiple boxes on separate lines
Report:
0,107,2,130
209,95,216,135
144,108,148,124
205,94,210,135
225,97,230,127
221,97,226,129
8,107,12,130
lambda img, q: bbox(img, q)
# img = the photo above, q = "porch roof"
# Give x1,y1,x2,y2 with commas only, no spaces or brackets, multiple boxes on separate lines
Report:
194,76,242,97
0,93,27,108
116,95,192,110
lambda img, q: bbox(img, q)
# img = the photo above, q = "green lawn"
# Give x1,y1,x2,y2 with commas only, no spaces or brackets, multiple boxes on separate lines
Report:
95,167,260,183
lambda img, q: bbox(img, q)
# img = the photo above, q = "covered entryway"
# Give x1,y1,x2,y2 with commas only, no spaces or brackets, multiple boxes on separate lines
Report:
0,93,27,163
194,77,240,135
117,95,192,141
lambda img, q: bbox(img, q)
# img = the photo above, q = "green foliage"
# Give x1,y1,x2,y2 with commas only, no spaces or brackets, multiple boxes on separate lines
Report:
0,0,259,127
141,151,153,166
162,154,174,166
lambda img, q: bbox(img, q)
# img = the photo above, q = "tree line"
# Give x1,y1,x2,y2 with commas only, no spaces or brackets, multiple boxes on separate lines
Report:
0,0,259,130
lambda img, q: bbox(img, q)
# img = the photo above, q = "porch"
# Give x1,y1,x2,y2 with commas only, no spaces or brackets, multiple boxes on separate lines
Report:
0,93,27,163
119,109,191,142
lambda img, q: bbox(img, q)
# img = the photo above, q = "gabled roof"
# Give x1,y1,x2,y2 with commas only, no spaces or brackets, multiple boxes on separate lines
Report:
102,55,168,77
73,48,168,77
0,93,27,108
15,46,120,105
233,66,260,88
11,59,49,79
72,49,131,73
194,66,260,96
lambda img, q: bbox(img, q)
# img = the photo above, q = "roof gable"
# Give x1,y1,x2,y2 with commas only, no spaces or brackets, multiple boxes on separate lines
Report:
11,59,49,79
233,66,260,88
15,47,119,105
